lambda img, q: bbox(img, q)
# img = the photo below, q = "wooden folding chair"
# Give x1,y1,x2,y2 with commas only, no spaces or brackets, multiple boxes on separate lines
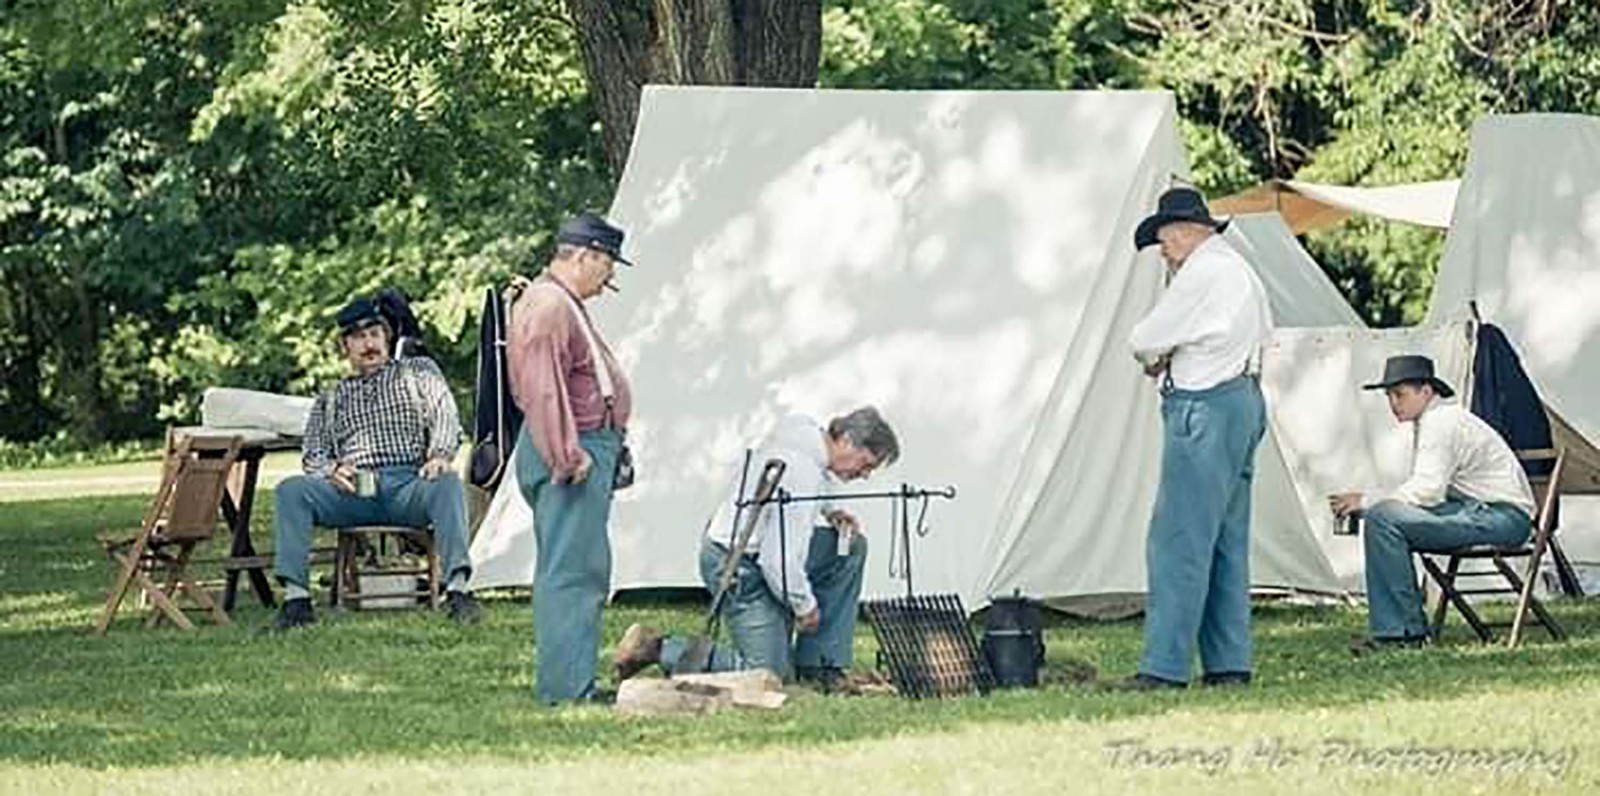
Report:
1419,448,1569,648
94,434,245,634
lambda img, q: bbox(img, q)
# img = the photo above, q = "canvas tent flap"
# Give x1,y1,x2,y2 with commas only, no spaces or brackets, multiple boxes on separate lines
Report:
1225,213,1365,327
1430,114,1600,453
1212,180,1459,235
974,215,1356,609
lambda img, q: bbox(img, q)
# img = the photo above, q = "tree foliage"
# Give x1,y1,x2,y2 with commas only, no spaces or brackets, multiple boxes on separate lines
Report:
2,0,1597,445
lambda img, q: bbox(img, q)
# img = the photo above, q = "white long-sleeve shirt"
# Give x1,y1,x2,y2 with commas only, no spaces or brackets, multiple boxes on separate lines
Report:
702,415,835,616
1373,401,1536,517
1129,234,1273,391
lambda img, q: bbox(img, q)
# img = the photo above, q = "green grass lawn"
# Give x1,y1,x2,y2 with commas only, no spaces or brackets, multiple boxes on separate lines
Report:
3,475,1599,795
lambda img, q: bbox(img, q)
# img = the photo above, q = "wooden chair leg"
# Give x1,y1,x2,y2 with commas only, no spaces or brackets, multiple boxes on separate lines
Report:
1421,554,1494,642
1427,554,1458,636
170,544,231,627
1495,555,1564,645
330,533,345,609
133,568,195,630
146,551,185,629
96,538,151,636
428,538,441,609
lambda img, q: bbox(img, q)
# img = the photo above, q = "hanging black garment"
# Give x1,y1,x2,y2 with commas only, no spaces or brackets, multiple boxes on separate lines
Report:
469,288,523,490
1471,322,1581,595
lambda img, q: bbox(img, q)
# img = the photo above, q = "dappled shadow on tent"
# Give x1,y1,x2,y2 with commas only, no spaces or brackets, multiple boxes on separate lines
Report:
473,88,1191,604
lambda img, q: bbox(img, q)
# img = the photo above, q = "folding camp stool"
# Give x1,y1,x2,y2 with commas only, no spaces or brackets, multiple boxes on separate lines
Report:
1419,448,1569,647
330,525,441,610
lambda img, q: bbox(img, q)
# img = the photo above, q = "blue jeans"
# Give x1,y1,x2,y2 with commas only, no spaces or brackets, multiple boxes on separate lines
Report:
273,467,472,591
1362,497,1531,638
1140,376,1267,683
660,530,867,680
517,425,621,703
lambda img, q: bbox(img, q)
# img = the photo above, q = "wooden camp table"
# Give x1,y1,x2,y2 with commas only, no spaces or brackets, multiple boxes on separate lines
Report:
172,426,300,611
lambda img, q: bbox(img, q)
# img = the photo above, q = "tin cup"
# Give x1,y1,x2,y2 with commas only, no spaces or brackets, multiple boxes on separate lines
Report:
355,469,378,499
837,529,853,557
1332,510,1360,536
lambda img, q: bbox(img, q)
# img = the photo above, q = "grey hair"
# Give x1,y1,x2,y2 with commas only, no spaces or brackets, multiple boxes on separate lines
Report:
827,406,900,467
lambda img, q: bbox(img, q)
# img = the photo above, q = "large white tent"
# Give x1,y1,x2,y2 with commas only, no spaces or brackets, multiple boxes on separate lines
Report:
1428,113,1600,565
469,87,1367,610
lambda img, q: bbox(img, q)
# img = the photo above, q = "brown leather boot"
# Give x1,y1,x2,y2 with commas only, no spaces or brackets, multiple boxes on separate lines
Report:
613,623,664,681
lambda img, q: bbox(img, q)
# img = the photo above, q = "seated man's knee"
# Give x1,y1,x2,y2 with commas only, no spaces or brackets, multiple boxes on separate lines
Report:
275,474,313,504
1364,499,1408,526
428,470,464,496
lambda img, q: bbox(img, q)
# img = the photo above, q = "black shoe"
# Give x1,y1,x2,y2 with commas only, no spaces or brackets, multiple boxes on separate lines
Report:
1106,673,1187,691
795,666,847,693
271,597,316,631
1201,671,1252,688
582,686,617,706
445,591,482,625
1350,634,1429,657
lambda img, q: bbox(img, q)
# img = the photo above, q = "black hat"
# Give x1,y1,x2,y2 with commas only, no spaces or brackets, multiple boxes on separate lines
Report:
335,298,388,336
556,212,632,266
1133,187,1230,250
1362,354,1456,398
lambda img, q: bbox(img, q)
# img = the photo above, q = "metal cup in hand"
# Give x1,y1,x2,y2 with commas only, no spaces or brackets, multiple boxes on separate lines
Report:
1332,510,1359,536
355,469,378,499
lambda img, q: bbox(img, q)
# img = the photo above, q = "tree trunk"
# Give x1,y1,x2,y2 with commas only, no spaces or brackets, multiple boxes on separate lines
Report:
565,0,822,178
65,252,107,444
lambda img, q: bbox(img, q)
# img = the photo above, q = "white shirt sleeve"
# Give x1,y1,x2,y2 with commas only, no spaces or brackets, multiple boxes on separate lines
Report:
1129,262,1212,361
1380,409,1456,508
754,454,822,617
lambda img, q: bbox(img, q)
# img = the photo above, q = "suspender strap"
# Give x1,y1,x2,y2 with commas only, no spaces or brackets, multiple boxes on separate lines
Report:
546,279,619,430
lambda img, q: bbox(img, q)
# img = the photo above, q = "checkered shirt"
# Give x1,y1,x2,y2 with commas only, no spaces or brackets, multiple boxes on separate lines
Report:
301,358,463,475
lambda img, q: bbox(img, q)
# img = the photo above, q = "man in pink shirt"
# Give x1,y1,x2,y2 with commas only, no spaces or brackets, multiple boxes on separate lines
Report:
507,212,634,703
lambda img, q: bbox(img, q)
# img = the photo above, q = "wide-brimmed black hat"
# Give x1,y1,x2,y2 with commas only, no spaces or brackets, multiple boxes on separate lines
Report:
1362,354,1456,398
556,212,632,266
335,298,388,336
1133,187,1230,250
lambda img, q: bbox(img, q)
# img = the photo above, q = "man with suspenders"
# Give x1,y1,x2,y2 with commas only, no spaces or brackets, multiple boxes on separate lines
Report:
507,212,635,703
1120,187,1273,689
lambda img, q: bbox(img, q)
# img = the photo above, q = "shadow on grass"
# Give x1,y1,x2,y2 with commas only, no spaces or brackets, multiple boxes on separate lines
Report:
3,491,1600,769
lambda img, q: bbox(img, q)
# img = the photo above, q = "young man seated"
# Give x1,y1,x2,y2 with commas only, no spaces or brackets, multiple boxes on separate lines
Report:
271,298,480,628
612,407,900,688
1329,355,1535,651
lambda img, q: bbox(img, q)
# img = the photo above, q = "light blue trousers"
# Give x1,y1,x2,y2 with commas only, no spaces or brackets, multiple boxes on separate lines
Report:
660,530,867,680
273,468,472,591
517,425,621,703
1139,376,1267,684
1362,497,1530,638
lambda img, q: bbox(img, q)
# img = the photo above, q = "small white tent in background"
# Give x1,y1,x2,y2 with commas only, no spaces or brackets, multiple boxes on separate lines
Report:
470,87,1351,610
1428,113,1600,571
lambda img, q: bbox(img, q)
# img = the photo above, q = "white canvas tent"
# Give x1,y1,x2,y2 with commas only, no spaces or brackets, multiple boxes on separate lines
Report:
1428,113,1600,567
470,88,1355,610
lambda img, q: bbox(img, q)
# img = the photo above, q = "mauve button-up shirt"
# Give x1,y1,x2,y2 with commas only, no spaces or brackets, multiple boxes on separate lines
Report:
507,276,632,481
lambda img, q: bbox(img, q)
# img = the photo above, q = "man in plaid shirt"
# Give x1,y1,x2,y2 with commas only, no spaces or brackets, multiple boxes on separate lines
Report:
271,298,480,628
